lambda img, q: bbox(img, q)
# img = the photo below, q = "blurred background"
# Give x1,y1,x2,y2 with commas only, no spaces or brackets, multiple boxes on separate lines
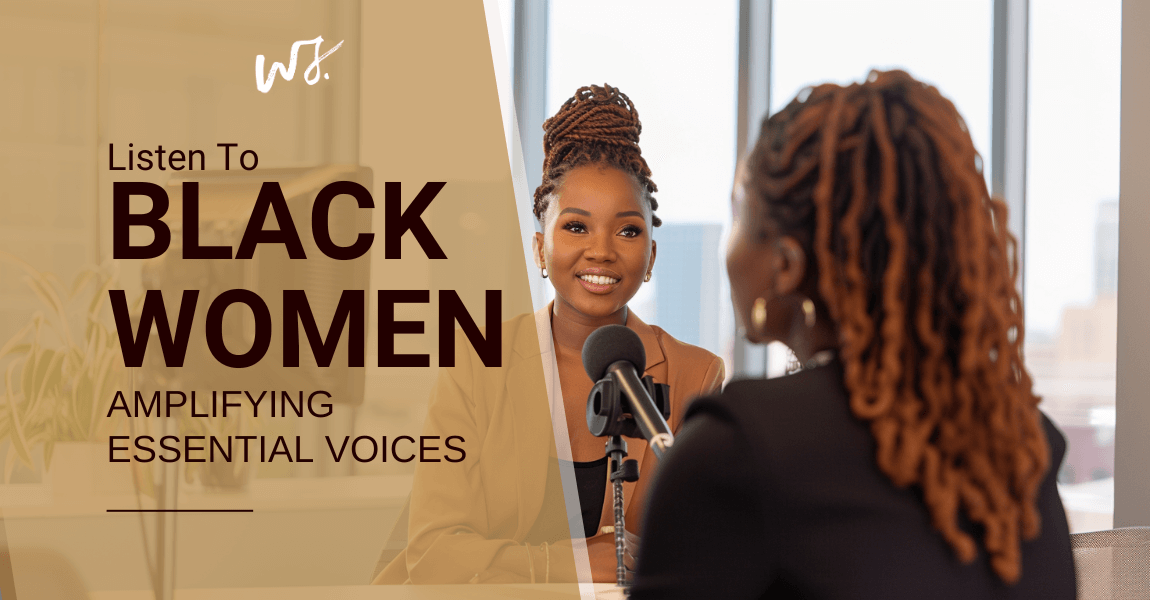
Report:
495,0,1120,535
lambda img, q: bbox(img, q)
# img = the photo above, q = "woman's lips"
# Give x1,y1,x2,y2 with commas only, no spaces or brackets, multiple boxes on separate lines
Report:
576,272,621,294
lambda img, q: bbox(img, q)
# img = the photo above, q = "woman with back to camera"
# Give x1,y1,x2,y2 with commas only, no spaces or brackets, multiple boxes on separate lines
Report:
630,70,1076,599
375,84,723,585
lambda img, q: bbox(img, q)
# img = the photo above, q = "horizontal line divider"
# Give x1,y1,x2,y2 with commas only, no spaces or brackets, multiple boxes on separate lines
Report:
106,509,254,513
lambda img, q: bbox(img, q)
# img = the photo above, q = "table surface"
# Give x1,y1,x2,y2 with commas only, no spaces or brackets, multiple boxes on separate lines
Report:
87,583,626,600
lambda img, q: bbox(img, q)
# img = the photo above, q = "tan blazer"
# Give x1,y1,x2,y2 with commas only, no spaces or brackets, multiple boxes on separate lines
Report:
374,304,724,584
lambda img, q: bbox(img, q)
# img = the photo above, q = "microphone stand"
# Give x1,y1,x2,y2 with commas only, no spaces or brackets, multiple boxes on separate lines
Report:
583,331,670,588
605,436,639,587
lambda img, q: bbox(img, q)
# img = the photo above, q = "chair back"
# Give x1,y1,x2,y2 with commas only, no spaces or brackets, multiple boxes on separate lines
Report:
1072,526,1150,600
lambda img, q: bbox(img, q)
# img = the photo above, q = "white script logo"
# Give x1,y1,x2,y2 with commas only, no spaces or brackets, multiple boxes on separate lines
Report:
255,36,343,94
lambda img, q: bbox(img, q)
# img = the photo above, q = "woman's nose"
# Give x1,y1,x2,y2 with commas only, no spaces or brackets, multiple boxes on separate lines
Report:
584,231,616,262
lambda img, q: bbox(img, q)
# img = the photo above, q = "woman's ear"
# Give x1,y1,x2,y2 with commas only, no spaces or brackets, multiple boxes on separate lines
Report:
772,236,807,296
532,232,546,269
647,240,657,277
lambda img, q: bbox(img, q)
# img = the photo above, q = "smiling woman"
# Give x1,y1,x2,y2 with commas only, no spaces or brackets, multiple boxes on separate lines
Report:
527,84,724,583
374,84,724,586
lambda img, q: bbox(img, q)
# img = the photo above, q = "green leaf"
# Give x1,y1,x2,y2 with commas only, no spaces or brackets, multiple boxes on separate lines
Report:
20,346,35,400
87,274,119,326
69,268,97,300
24,429,48,457
89,350,118,440
72,371,94,441
4,444,17,484
43,439,55,471
5,361,34,468
29,349,63,418
25,352,63,428
22,275,70,344
0,343,31,361
23,344,61,420
43,272,64,294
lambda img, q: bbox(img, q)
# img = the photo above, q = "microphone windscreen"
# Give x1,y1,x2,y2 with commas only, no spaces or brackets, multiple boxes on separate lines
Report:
582,324,646,381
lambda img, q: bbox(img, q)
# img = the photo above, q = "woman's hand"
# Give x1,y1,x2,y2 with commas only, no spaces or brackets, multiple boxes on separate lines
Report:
586,529,641,583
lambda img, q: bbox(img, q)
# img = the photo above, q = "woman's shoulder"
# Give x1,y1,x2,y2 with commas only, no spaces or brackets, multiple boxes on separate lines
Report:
647,324,724,377
441,310,544,374
686,364,853,435
643,325,725,404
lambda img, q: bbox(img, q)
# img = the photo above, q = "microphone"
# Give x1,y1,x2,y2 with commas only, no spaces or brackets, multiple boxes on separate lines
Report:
582,325,674,459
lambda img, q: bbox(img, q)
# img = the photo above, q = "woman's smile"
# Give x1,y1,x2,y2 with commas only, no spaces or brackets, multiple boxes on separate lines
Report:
576,268,623,293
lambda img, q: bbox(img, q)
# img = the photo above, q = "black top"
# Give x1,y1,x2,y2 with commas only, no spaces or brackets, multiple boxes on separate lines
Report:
526,456,609,543
573,457,609,537
631,360,1076,600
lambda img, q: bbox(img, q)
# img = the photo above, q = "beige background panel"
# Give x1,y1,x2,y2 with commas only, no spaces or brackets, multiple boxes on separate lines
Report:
0,0,575,597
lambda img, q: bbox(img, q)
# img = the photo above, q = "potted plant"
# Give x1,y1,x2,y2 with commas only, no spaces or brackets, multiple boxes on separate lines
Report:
0,253,129,495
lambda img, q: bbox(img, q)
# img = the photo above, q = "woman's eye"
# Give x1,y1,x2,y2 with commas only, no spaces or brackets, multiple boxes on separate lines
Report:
620,225,643,238
562,221,587,234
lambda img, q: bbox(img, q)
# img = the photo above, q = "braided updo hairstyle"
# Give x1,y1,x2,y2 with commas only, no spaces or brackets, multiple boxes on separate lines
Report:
745,70,1048,584
533,84,661,227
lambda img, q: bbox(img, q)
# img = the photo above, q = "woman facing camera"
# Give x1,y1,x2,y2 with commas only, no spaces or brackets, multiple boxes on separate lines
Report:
631,70,1075,599
531,84,724,582
375,84,723,585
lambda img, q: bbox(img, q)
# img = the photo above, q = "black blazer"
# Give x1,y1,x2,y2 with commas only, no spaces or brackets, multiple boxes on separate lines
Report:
631,359,1076,600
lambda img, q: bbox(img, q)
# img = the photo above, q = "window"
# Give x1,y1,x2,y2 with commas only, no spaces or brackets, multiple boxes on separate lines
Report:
769,0,992,374
491,0,515,154
1025,0,1122,533
547,0,740,368
771,1,992,168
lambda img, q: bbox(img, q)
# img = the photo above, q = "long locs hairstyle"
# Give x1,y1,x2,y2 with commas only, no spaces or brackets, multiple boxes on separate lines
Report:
746,70,1048,584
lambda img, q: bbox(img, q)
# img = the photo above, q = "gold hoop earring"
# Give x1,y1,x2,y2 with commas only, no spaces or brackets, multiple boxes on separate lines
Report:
802,298,816,328
785,349,802,375
541,267,548,279
751,297,768,333
644,271,652,282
